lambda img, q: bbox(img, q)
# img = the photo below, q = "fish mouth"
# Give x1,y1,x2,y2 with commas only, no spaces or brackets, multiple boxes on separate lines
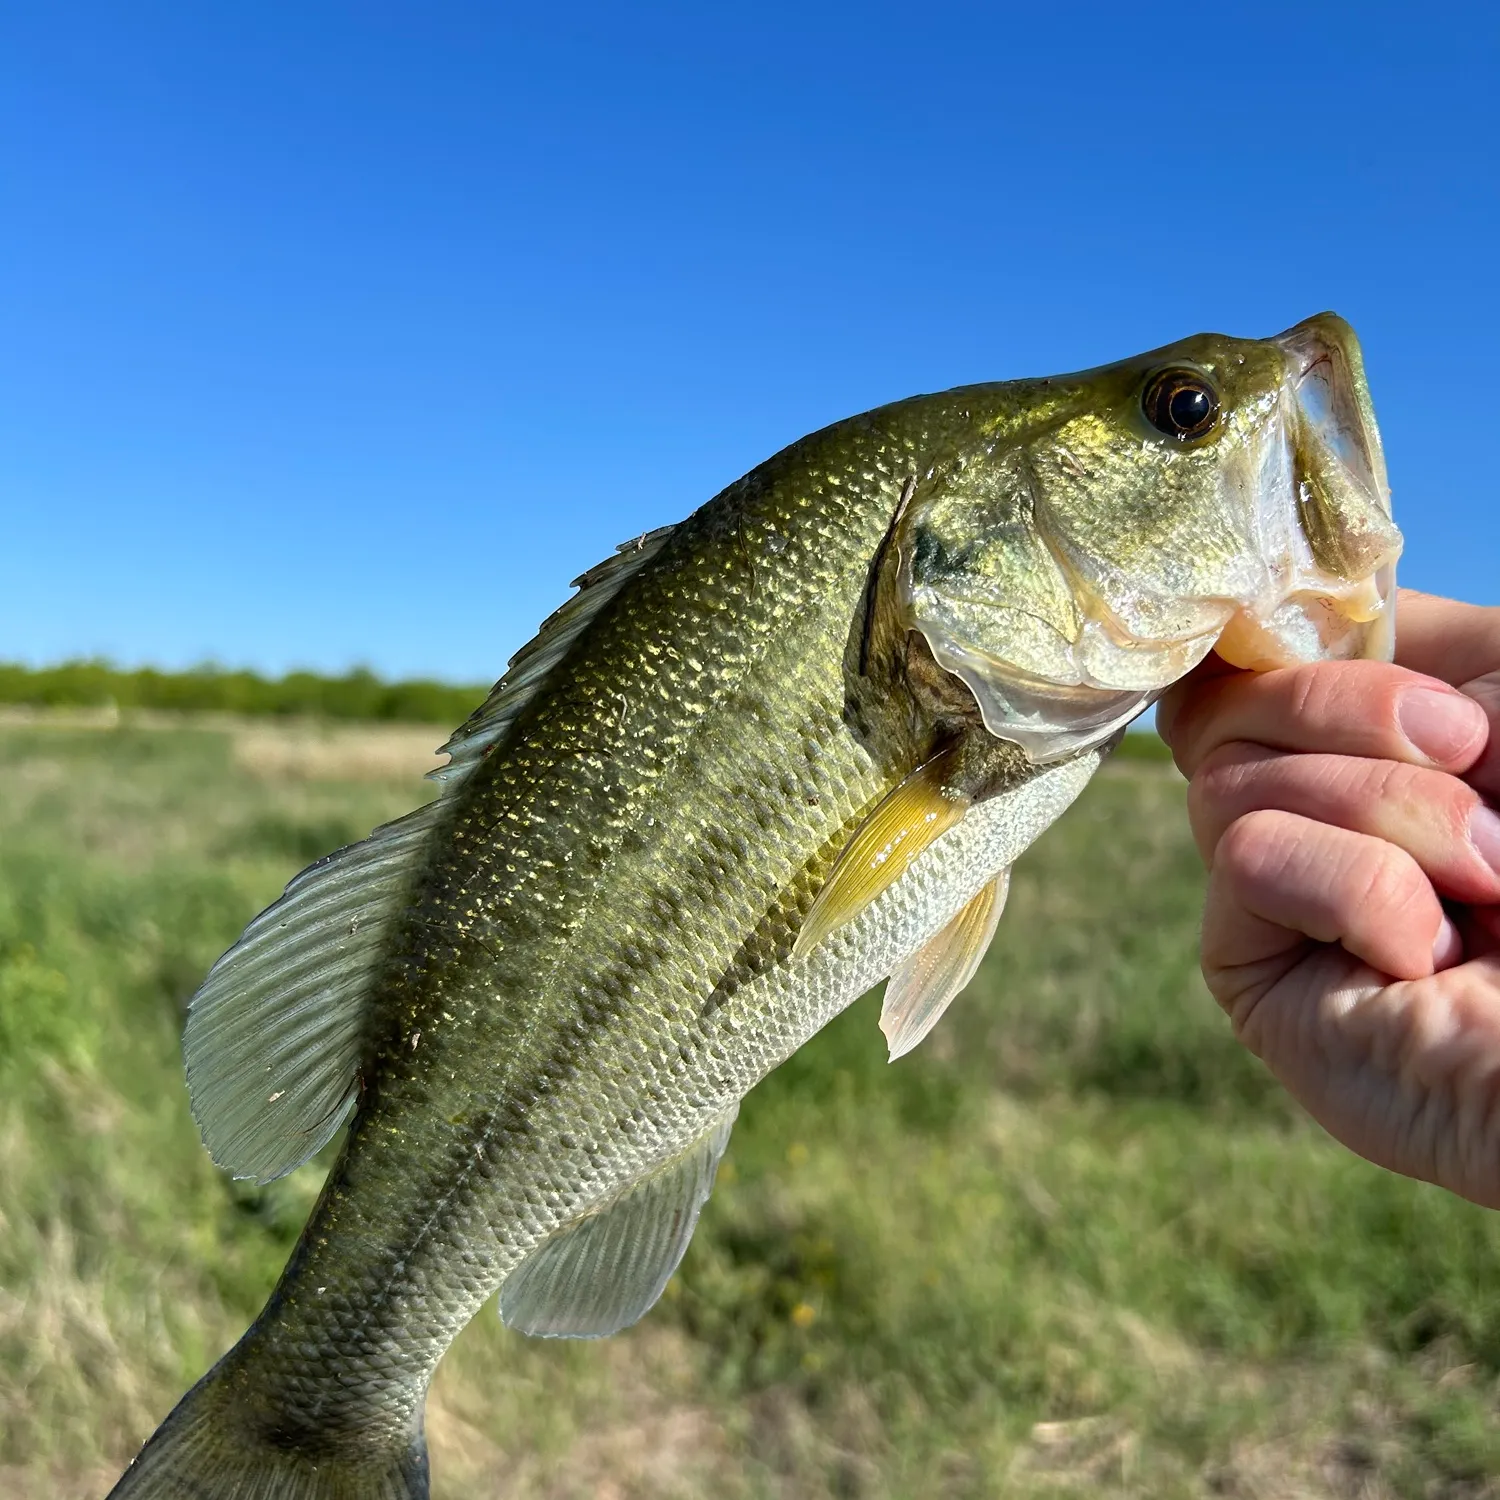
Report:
908,313,1403,764
1213,313,1401,672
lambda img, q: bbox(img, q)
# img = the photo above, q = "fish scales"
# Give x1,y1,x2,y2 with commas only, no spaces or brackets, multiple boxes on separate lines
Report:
108,314,1402,1498
210,407,951,1440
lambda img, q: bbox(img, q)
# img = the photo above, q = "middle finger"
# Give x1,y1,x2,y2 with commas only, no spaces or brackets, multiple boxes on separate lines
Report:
1187,743,1500,906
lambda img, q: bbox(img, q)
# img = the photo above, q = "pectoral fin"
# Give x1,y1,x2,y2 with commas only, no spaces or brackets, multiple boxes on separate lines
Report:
881,871,1008,1060
794,746,969,959
500,1106,737,1339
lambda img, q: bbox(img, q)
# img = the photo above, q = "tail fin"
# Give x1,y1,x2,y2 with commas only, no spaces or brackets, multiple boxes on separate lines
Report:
106,1368,429,1500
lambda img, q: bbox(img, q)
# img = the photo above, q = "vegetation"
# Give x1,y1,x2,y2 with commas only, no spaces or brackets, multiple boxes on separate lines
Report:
0,660,489,726
2,718,1494,1498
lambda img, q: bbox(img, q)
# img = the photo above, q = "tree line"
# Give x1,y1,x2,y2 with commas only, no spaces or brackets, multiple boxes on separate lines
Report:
0,660,489,725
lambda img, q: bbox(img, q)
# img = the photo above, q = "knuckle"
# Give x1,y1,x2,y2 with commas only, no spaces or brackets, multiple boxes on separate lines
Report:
1283,660,1406,743
1215,808,1292,882
1429,776,1480,846
1184,772,1216,842
1202,957,1265,1034
1348,838,1423,917
1184,772,1212,840
1283,664,1327,725
1353,754,1412,813
1362,758,1471,843
1188,742,1268,826
1154,682,1188,750
1196,738,1266,783
1160,683,1213,770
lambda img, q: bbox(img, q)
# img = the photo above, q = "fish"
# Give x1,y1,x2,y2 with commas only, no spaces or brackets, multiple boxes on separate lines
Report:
108,312,1400,1499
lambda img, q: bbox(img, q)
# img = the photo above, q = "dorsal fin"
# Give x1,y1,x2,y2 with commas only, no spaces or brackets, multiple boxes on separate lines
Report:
432,524,677,786
185,523,677,1184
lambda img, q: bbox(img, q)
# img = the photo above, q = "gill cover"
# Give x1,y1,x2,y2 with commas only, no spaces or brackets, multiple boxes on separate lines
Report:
898,313,1403,763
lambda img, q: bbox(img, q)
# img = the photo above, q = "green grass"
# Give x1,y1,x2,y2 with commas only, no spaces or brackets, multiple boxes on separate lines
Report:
3,721,1498,1498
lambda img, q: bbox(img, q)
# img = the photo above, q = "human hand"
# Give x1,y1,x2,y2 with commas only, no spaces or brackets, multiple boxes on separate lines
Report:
1156,591,1500,1208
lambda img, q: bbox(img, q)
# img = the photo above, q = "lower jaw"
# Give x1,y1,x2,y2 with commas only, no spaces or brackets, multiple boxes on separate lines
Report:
924,582,1395,764
1212,584,1394,672
1214,610,1307,672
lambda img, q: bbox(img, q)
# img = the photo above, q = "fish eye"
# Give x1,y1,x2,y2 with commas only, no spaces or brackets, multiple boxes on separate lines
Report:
1142,369,1220,442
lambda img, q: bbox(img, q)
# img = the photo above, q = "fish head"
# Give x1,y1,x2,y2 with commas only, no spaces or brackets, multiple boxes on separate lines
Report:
899,312,1402,761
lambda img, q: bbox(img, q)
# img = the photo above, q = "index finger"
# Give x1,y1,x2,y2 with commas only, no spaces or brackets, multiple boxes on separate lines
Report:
1157,659,1488,782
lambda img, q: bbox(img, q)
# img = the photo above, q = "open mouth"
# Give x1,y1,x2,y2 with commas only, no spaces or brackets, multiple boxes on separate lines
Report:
909,315,1404,765
1214,314,1401,672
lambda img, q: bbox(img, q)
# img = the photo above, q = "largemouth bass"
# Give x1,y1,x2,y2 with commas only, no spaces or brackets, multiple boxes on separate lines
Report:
109,313,1400,1499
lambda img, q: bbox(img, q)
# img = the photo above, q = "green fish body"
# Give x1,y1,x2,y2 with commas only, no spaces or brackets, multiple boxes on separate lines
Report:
109,314,1400,1499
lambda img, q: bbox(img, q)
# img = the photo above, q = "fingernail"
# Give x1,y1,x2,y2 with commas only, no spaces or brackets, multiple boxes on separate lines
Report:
1470,803,1500,879
1434,915,1464,971
1397,688,1487,765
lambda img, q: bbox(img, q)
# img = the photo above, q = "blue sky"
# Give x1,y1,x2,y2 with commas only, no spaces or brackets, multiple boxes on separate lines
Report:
2,2,1495,683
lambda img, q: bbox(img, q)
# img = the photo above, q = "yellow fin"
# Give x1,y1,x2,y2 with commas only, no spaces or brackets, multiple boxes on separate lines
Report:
881,871,1008,1060
793,746,969,960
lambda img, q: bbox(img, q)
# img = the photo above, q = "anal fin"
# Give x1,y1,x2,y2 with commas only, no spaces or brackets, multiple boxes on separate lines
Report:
793,745,969,959
500,1106,738,1339
881,871,1008,1060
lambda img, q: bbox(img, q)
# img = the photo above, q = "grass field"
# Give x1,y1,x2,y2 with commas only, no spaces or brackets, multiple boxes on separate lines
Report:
3,717,1499,1499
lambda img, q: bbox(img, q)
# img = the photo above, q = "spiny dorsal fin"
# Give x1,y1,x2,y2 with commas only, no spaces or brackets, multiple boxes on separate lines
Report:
432,524,677,786
185,523,677,1184
881,870,1008,1061
500,1106,738,1339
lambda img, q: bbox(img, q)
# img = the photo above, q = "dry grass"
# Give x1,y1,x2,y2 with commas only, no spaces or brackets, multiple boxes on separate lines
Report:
0,706,453,782
229,720,451,782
